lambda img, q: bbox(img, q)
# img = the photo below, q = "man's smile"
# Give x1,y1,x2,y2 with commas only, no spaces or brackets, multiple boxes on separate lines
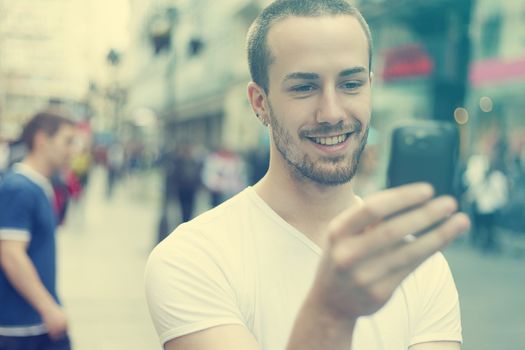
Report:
306,132,353,146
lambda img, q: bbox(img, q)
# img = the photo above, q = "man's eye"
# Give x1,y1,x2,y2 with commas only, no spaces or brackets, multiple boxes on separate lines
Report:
340,81,363,90
290,84,316,93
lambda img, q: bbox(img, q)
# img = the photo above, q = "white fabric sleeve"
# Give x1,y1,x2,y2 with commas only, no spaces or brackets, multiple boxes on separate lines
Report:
409,252,462,346
144,229,245,346
0,228,30,241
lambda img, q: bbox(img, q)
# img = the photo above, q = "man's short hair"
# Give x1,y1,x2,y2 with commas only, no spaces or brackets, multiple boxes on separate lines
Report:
21,110,75,151
246,0,373,94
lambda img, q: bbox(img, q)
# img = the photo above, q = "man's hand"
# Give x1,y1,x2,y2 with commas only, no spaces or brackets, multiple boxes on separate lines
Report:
41,304,69,340
308,183,470,322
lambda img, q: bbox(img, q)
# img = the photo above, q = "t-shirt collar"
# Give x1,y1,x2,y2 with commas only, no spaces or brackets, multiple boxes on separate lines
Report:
13,163,54,200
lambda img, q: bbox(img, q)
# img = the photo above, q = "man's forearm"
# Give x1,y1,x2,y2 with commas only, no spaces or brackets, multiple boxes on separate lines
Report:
287,295,356,350
0,249,59,315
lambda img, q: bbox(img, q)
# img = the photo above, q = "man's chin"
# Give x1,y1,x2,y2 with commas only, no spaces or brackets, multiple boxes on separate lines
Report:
299,167,356,186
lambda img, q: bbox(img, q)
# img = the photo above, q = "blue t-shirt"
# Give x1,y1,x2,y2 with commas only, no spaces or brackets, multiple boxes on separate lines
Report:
0,169,59,333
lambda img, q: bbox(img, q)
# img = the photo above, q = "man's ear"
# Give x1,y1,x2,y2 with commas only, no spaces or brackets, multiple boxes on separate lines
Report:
247,82,270,127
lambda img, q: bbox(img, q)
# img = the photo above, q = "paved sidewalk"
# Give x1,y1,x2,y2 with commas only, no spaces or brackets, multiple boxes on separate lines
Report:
444,239,525,350
57,168,162,350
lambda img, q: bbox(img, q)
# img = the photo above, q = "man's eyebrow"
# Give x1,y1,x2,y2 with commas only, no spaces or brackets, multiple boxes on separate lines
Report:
283,72,319,81
339,67,368,77
283,67,368,82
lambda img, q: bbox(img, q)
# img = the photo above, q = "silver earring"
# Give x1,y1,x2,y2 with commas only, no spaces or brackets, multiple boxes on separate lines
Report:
256,113,268,126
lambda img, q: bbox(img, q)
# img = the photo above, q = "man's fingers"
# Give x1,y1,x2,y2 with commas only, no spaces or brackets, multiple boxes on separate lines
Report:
330,190,452,269
329,183,434,240
403,212,471,259
357,195,459,255
366,212,470,284
332,212,469,289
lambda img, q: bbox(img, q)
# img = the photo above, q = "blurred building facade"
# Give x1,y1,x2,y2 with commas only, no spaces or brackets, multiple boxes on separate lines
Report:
0,0,94,139
123,0,270,153
119,0,177,152
167,0,267,152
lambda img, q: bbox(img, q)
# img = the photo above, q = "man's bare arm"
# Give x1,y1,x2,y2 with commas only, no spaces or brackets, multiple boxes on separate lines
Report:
410,341,461,350
0,239,68,339
164,325,261,350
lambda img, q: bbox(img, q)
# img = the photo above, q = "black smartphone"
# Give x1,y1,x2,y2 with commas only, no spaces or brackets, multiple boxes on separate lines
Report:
387,120,460,197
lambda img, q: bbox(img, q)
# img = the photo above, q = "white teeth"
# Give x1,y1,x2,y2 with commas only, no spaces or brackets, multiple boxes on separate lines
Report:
314,134,348,146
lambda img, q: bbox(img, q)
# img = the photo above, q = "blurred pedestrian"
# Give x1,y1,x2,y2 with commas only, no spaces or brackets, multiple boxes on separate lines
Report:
106,141,125,198
145,1,469,349
465,153,509,252
502,129,525,233
51,167,82,226
0,110,75,350
247,147,270,185
51,171,70,226
172,144,203,223
70,145,91,196
201,147,248,206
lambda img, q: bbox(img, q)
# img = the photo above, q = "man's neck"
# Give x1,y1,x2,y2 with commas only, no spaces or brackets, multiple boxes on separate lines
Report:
23,155,52,179
254,168,360,246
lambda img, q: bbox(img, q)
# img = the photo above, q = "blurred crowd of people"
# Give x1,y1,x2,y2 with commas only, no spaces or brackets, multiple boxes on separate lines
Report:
156,141,269,241
462,128,525,252
1,129,267,238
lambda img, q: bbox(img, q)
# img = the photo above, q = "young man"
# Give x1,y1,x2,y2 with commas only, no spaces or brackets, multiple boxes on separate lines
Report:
0,111,75,350
145,1,471,349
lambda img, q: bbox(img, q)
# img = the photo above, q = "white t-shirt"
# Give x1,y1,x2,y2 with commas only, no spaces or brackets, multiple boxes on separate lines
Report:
145,187,462,349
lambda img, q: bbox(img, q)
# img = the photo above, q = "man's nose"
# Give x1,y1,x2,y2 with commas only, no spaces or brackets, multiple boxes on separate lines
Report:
316,87,345,125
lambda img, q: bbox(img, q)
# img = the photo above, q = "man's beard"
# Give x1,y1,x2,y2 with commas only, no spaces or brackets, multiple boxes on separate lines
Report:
268,103,369,186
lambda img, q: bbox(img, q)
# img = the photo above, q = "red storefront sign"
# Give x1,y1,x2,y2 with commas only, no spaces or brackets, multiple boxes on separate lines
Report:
382,44,434,81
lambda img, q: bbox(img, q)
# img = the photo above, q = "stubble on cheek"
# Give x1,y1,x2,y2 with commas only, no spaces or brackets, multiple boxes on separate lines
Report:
267,101,369,186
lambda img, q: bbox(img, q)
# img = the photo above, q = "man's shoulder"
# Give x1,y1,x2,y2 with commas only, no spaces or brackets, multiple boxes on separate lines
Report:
417,251,450,274
0,172,36,198
161,189,254,243
187,188,254,228
404,251,454,292
147,191,256,295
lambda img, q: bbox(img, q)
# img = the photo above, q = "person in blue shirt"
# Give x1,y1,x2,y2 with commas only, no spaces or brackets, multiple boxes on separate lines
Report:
0,110,75,350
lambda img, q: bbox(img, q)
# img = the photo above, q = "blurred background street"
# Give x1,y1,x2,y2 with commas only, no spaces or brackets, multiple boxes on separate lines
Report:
1,0,525,349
